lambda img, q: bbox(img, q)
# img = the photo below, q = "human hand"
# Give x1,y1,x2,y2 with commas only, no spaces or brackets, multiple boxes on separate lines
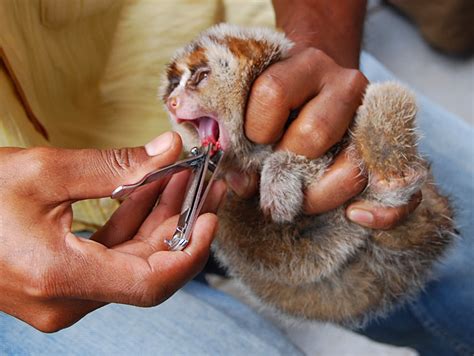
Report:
0,132,226,332
225,0,421,229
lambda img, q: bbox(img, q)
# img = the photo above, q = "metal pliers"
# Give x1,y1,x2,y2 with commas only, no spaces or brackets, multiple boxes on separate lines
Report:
111,143,224,251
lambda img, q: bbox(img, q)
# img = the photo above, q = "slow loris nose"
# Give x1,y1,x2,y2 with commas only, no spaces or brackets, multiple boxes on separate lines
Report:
167,96,180,114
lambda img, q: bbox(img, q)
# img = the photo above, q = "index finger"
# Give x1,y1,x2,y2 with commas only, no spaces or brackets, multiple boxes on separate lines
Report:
245,48,329,144
276,67,368,158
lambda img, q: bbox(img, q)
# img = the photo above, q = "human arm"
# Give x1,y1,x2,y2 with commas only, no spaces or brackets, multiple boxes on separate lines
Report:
0,132,226,332
272,0,365,68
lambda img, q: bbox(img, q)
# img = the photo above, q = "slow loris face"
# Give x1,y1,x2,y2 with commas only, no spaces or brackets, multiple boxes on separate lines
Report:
160,24,292,170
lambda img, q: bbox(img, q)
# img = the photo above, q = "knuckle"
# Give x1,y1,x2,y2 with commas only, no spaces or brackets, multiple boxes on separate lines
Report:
339,69,368,102
252,73,288,108
305,124,332,151
302,47,326,64
102,148,138,177
291,123,315,151
13,147,72,201
296,120,317,139
22,147,55,179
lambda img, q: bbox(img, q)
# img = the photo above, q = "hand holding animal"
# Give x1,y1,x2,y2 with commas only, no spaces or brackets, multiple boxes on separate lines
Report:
160,24,454,326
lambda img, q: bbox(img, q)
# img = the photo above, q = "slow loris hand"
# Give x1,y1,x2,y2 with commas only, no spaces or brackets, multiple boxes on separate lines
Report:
226,1,421,229
0,132,225,332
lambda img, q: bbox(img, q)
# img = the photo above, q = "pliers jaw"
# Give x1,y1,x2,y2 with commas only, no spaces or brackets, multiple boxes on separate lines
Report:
111,144,224,251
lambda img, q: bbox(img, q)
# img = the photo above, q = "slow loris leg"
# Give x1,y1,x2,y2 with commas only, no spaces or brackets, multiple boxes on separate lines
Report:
260,82,428,223
351,82,428,207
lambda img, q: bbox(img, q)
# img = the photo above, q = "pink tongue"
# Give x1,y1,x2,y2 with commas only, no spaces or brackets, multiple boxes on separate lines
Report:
198,117,219,143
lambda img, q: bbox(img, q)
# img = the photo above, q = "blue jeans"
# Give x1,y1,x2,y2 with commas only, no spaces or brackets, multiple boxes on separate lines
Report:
1,53,472,356
359,53,474,356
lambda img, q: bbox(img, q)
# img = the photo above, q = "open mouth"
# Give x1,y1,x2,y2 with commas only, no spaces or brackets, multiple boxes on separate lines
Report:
177,116,221,154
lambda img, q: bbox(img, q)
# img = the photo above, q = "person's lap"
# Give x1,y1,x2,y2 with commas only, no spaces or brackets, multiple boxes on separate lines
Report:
360,52,474,356
0,281,303,355
1,52,472,356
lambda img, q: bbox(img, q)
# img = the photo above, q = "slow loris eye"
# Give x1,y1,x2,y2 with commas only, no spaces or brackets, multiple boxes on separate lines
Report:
169,76,180,89
191,68,210,86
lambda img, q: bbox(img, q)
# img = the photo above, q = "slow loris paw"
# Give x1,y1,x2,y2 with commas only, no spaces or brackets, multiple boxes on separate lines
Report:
369,163,428,207
260,152,305,223
352,81,428,206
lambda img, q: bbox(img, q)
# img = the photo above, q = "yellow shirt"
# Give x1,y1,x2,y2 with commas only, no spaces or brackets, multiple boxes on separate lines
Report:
0,0,274,230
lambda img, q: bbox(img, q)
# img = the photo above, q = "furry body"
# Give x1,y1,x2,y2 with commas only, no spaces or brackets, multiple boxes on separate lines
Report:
160,24,454,325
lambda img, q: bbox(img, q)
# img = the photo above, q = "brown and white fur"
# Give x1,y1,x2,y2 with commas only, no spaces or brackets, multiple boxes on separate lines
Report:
159,24,454,326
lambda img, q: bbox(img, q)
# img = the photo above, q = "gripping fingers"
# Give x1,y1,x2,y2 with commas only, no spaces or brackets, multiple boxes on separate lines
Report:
91,177,170,247
245,46,367,160
304,150,366,214
346,191,423,230
245,48,327,144
147,213,218,295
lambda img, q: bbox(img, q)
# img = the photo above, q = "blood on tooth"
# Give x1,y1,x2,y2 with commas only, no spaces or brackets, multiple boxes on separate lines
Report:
202,136,221,156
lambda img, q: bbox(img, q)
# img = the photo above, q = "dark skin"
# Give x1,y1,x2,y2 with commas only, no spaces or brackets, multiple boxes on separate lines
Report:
227,0,421,228
0,132,226,332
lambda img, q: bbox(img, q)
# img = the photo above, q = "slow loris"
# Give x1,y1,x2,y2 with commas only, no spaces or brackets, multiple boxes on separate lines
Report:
160,24,454,326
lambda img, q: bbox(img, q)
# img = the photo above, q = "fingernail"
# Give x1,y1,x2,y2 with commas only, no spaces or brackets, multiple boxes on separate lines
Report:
347,208,374,225
145,132,174,156
225,171,249,197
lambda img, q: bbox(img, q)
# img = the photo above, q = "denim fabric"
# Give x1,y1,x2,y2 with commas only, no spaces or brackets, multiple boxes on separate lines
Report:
0,282,303,355
360,53,474,356
1,53,472,356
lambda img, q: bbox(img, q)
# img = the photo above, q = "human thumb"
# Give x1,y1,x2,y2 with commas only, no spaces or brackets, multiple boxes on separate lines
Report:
48,131,182,201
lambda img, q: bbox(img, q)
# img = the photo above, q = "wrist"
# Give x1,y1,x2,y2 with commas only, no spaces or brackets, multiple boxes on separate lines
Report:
272,0,367,68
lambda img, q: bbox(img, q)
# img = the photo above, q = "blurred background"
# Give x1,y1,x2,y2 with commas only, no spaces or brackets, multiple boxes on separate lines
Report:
365,0,473,125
